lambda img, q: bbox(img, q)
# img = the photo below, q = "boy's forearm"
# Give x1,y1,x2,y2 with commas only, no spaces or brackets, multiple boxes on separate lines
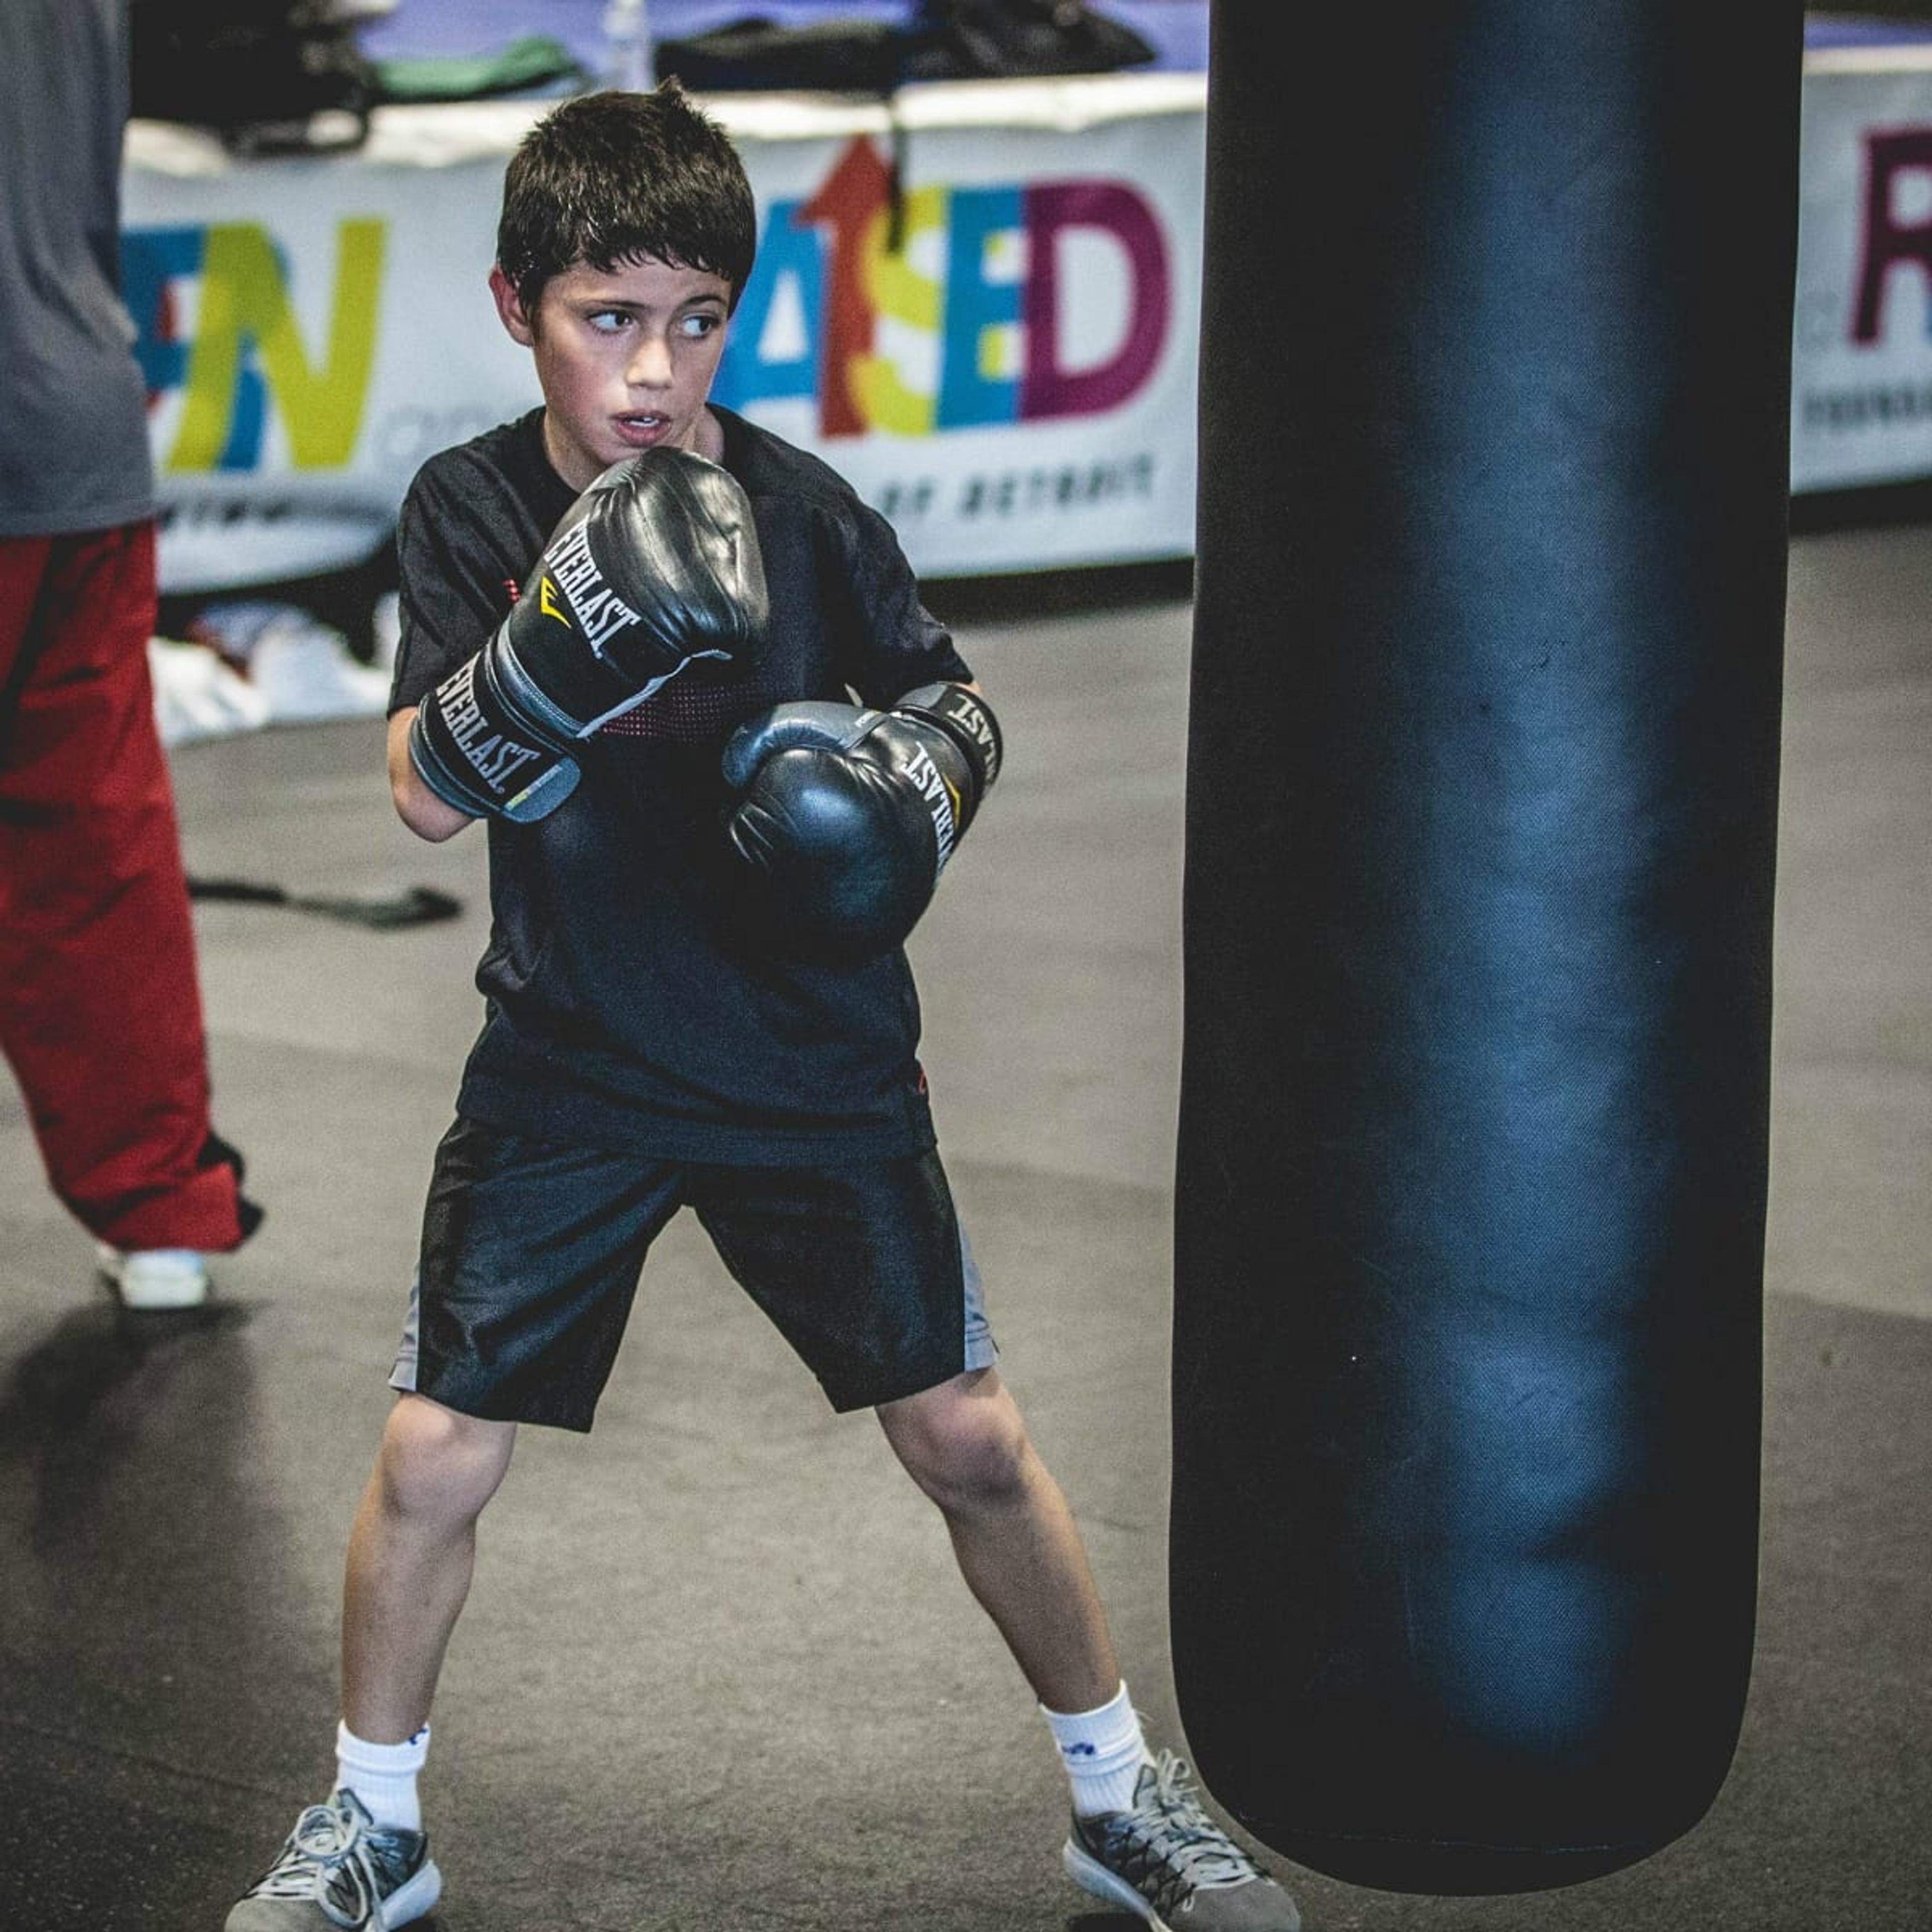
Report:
387,708,476,843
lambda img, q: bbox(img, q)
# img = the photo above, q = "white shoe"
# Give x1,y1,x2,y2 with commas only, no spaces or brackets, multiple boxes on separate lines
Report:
96,1244,212,1310
246,610,391,723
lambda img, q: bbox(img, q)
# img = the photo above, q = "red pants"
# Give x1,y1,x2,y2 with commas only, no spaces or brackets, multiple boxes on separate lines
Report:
1,523,252,1252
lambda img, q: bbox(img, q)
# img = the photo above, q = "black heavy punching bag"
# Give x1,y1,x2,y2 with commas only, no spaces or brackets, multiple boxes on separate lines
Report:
1171,0,1800,1895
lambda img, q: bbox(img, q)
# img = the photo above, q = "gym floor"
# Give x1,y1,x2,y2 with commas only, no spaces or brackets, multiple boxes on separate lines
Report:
1,524,1926,1931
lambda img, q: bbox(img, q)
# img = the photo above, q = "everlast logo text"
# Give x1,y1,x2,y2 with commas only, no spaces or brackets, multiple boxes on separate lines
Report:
439,659,544,794
900,742,961,874
542,520,643,656
940,690,1000,785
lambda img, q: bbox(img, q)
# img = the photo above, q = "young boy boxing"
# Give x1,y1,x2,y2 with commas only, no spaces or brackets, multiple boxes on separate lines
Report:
224,82,1299,1932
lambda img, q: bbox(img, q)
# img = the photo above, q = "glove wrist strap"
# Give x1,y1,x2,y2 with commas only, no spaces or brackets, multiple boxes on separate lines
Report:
411,647,582,824
893,682,1003,792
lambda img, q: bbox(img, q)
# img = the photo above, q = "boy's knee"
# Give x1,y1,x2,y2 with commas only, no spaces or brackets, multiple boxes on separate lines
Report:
888,1379,1035,1516
377,1395,513,1523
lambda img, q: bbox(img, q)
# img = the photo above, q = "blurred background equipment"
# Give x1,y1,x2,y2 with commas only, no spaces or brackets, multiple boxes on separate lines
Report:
129,0,388,152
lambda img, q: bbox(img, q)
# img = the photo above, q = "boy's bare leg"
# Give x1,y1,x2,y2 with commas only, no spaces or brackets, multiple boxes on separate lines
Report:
340,1393,518,1743
876,1367,1119,1715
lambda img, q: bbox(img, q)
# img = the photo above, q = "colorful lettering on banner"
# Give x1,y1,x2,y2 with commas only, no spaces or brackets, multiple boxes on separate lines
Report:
121,218,387,472
714,137,1172,438
855,182,949,436
1852,128,1932,343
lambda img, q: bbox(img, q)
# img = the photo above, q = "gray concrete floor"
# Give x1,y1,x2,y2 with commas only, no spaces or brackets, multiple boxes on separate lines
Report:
1,526,1927,1930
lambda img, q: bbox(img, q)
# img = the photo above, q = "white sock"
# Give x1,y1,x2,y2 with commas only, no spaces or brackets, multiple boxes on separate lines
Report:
335,1720,430,1833
1041,1680,1154,1817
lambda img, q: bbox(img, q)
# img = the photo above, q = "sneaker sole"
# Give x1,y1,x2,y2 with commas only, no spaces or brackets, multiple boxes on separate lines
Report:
376,1857,441,1929
1063,1837,1170,1930
109,1282,212,1311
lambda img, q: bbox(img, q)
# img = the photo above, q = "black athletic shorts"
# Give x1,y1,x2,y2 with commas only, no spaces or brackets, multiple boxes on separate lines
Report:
389,1117,998,1430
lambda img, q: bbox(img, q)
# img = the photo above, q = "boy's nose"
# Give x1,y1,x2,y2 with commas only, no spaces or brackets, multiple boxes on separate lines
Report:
626,337,675,387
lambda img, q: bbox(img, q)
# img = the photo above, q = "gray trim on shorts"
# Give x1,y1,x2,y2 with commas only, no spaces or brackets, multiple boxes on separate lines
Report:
390,1266,423,1395
958,1224,998,1376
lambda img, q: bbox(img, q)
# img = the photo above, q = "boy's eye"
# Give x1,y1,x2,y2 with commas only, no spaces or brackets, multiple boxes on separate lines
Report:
680,312,722,339
587,310,631,334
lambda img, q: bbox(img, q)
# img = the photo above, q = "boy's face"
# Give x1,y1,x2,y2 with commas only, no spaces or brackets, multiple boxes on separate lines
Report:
491,254,734,492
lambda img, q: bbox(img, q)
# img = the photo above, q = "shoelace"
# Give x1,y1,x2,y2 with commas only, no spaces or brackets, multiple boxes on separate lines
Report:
1100,1750,1265,1906
248,1799,389,1930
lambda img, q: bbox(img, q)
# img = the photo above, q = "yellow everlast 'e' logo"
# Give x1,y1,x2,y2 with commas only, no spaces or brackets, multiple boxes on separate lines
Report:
540,575,569,624
536,520,643,653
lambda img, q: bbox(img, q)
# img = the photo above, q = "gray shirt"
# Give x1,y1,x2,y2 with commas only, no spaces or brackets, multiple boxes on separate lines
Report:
0,0,154,536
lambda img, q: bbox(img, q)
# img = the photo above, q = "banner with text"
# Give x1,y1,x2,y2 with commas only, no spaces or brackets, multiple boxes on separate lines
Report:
129,51,1932,597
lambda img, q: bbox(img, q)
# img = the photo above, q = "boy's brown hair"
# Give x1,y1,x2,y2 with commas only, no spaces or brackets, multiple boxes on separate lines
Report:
496,82,758,317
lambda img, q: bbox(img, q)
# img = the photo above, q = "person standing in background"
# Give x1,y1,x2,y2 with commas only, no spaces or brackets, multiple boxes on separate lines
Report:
0,0,260,1308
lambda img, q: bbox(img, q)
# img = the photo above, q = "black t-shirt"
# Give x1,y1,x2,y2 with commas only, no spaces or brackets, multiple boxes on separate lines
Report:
390,405,975,1162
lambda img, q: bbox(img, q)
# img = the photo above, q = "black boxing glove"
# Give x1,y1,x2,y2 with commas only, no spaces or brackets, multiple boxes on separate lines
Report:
411,446,769,822
719,682,1003,959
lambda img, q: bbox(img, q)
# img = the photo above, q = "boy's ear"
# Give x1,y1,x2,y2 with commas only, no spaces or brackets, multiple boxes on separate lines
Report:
490,264,537,346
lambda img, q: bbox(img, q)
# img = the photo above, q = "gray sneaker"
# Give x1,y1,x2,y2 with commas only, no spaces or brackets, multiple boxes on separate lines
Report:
226,1789,441,1930
1063,1750,1301,1931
